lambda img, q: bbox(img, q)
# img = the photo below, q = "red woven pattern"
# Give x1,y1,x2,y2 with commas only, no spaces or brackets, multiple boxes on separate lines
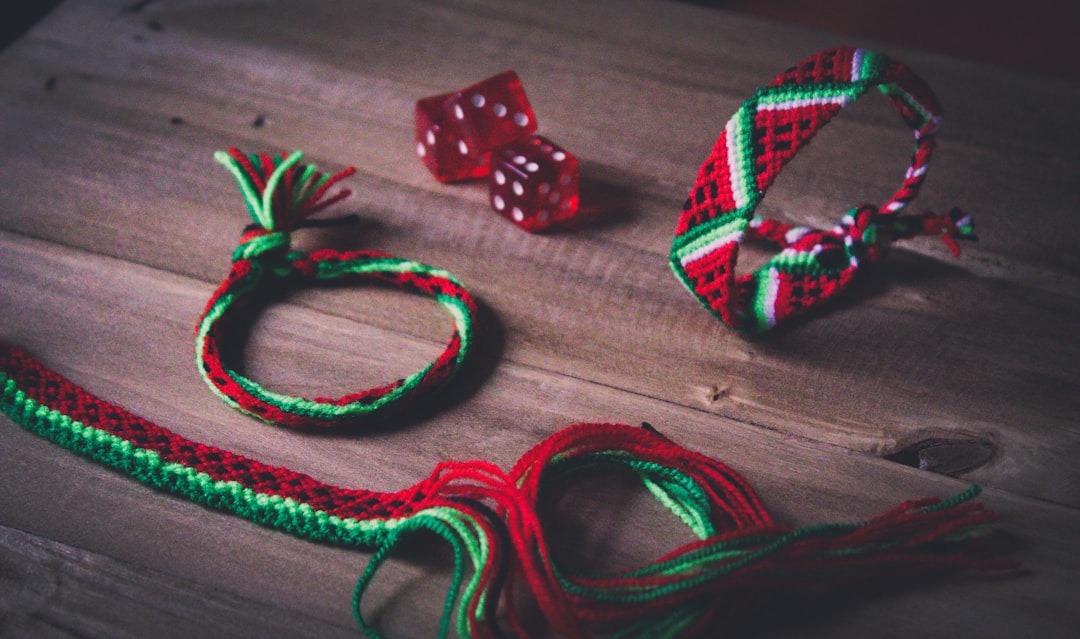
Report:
671,47,972,333
197,149,478,429
0,345,420,519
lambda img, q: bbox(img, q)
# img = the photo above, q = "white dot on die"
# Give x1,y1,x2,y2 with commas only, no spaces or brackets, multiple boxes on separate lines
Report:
525,162,539,172
512,155,526,165
512,207,525,221
453,104,465,120
493,103,507,117
549,192,561,204
493,195,505,210
494,170,506,185
560,175,572,185
552,151,566,161
426,130,436,145
561,200,571,210
471,94,485,108
513,181,524,196
458,140,469,155
538,210,550,223
538,183,551,195
513,112,529,127
416,142,426,157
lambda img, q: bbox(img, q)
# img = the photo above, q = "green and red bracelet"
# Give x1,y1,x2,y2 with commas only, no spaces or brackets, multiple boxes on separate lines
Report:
0,344,1013,638
671,46,976,332
196,148,477,428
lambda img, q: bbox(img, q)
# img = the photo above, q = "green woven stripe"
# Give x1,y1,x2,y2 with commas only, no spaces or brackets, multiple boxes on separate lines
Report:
313,256,445,279
0,374,398,545
727,102,757,209
3,366,495,639
755,82,863,107
222,303,470,420
748,268,778,332
765,247,834,276
857,49,887,80
194,253,474,422
194,267,266,413
671,214,748,264
879,83,936,128
233,356,425,419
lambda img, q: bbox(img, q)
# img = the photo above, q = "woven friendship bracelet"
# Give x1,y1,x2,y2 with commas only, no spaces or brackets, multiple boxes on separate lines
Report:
1,343,1015,638
196,148,477,428
671,47,976,332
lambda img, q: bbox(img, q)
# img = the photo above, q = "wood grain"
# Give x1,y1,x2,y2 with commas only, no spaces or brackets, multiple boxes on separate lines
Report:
1,0,1078,636
0,523,352,639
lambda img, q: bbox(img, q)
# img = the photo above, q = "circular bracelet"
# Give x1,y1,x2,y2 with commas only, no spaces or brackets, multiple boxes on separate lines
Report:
670,46,976,333
196,148,477,428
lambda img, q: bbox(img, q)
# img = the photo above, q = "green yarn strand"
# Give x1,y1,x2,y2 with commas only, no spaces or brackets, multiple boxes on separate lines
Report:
261,150,304,229
214,149,266,227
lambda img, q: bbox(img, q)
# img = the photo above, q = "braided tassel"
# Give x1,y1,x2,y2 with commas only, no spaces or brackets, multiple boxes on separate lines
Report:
214,147,356,235
922,207,977,257
505,423,1015,636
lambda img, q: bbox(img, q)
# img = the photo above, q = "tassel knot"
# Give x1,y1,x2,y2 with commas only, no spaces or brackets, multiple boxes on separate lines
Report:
884,207,977,258
232,226,291,262
923,207,977,257
214,147,356,233
215,147,356,263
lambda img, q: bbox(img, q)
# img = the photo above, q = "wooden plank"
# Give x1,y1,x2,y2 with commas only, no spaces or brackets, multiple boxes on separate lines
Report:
2,0,1077,506
1,230,1078,638
0,523,353,639
1,0,1078,636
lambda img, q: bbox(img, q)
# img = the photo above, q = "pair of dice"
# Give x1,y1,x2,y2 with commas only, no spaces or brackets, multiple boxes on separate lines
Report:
415,70,579,233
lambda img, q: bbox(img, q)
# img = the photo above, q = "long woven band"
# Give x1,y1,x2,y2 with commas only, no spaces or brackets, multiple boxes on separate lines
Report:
671,47,976,332
1,343,1015,638
196,148,476,428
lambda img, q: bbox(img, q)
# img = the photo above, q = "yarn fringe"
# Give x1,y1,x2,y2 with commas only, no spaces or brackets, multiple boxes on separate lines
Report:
213,147,356,234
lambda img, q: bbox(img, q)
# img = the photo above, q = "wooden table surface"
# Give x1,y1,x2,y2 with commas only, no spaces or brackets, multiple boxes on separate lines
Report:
2,1,1078,637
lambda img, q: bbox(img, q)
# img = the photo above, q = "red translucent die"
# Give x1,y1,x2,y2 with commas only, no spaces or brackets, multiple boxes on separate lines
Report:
489,135,579,232
446,70,538,159
415,92,489,183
